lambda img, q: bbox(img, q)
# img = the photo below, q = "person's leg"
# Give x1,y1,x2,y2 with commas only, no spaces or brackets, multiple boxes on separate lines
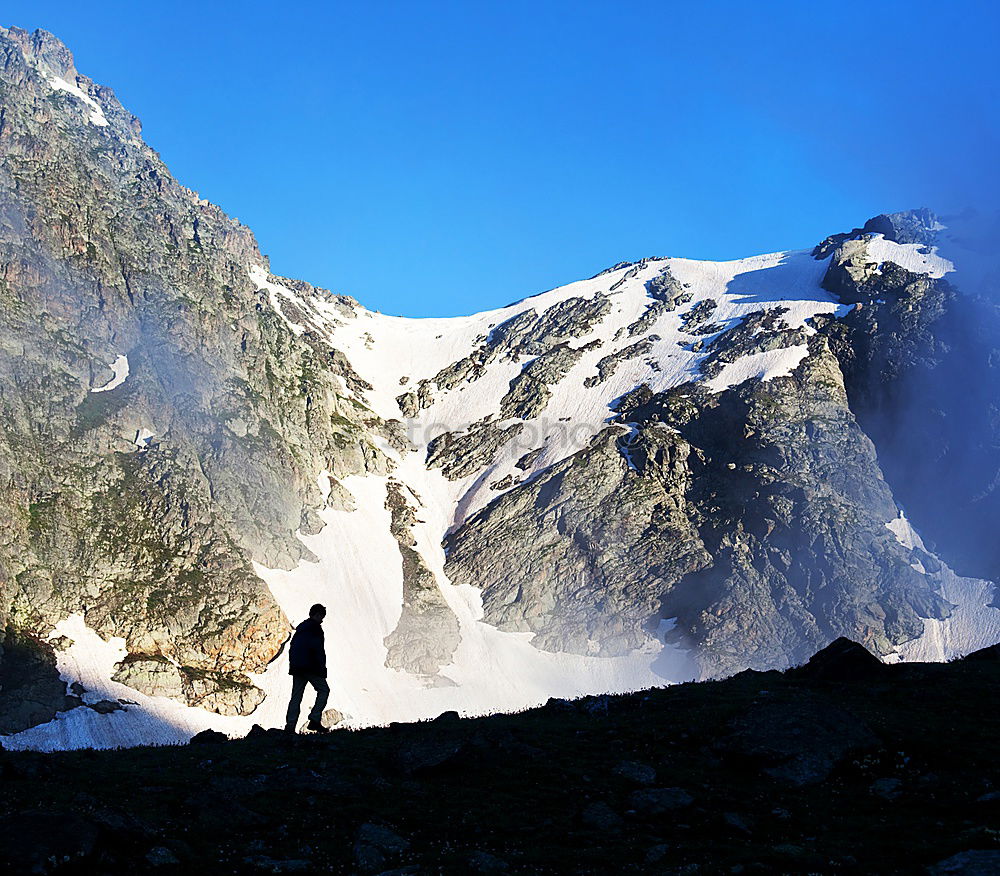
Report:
285,675,308,729
307,676,331,724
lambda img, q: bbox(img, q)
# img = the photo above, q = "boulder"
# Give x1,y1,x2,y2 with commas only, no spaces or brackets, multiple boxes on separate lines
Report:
928,850,1000,875
464,850,510,872
0,811,100,873
613,760,657,785
580,801,623,831
189,728,228,745
353,822,409,873
715,698,878,786
628,787,694,815
961,642,1000,662
792,637,886,682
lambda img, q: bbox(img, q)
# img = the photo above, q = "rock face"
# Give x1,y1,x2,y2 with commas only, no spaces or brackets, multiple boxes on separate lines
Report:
447,330,950,675
111,656,264,716
382,480,461,677
1,27,998,744
0,27,391,729
427,418,525,480
816,219,1000,585
446,422,710,656
0,630,81,733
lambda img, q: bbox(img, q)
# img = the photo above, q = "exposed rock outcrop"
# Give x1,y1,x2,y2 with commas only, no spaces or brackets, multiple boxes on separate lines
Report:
500,341,599,419
445,423,710,656
382,480,460,677
426,418,525,480
0,26,390,719
816,210,1000,584
446,329,950,675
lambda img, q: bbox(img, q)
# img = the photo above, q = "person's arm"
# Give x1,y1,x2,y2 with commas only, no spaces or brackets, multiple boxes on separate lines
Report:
310,626,325,669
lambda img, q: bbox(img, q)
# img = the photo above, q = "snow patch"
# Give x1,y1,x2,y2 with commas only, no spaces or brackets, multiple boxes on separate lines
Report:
704,344,810,393
618,424,642,472
255,471,696,727
886,513,923,551
249,265,307,336
91,354,129,392
49,75,109,127
1,612,299,752
885,514,1000,663
865,235,953,279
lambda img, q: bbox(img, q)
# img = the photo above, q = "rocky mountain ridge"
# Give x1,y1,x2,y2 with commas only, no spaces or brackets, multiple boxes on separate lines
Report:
1,27,998,750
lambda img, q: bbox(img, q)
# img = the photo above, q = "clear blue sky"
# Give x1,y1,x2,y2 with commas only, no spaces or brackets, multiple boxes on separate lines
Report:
5,1,999,316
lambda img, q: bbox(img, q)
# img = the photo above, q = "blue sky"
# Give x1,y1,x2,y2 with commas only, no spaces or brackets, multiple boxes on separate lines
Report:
5,1,999,316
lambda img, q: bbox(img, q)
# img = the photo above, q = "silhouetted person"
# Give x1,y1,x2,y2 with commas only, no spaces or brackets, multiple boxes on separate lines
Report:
285,603,331,734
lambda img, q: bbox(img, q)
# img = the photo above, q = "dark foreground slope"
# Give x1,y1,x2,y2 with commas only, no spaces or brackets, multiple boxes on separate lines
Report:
1,643,998,875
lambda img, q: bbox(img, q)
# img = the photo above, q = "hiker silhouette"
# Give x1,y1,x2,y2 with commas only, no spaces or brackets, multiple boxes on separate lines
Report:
285,603,331,734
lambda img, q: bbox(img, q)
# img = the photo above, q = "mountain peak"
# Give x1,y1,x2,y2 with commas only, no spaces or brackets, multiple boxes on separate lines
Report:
1,26,77,80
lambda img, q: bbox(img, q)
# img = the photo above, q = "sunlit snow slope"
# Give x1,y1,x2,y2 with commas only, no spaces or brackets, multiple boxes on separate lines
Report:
6,236,1000,752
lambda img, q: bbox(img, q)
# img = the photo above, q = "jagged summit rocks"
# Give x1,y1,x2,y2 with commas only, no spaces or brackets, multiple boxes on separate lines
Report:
1,25,999,749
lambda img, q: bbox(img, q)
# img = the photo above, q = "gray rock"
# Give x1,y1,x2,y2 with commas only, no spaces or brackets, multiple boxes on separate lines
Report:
0,810,100,873
870,777,903,800
584,336,659,388
716,698,878,786
0,629,83,733
723,812,751,833
189,729,228,745
244,856,313,873
514,447,543,471
500,341,598,419
113,657,265,716
146,846,181,866
465,850,509,872
698,307,806,381
792,637,885,682
817,219,1000,585
0,27,395,724
862,208,940,246
382,479,460,676
627,265,692,337
320,707,343,728
928,850,1000,875
679,298,719,333
445,423,710,656
426,418,524,481
613,760,657,785
645,843,671,865
580,800,623,831
86,699,124,714
395,735,465,774
354,823,410,873
628,787,694,815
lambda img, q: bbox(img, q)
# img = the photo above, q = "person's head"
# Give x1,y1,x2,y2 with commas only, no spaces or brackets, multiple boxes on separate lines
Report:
309,603,327,623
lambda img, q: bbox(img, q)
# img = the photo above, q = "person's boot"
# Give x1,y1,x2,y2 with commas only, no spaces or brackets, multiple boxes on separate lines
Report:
307,720,331,734
284,723,297,734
